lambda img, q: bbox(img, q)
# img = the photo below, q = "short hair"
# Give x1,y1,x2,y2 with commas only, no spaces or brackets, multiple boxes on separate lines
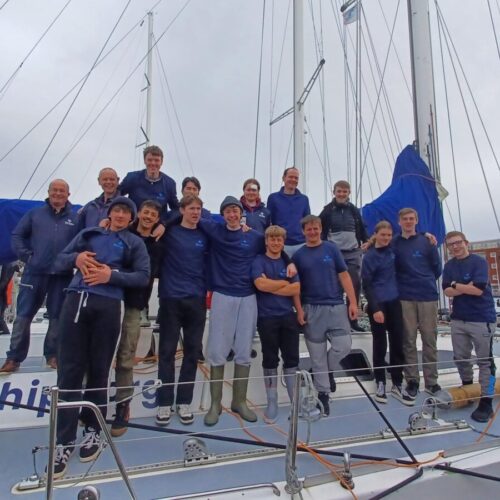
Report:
180,194,203,208
333,180,351,191
110,203,133,215
301,214,321,229
265,225,286,239
398,207,418,218
48,179,70,192
374,220,393,233
243,178,261,191
445,230,467,242
139,200,162,214
182,176,201,192
282,166,299,178
143,145,163,159
98,167,118,179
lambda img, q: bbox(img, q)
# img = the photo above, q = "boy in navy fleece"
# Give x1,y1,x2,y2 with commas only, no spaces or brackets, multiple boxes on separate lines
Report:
443,231,497,422
267,167,310,256
51,197,149,479
392,208,442,400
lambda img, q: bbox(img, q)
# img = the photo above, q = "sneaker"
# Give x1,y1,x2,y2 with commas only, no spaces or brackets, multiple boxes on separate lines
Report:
317,392,330,416
471,397,494,423
176,404,194,425
391,385,415,406
424,384,442,396
374,382,387,404
46,357,57,370
48,444,74,479
111,402,130,437
350,321,366,333
79,428,102,462
156,406,172,426
0,359,20,375
405,380,419,399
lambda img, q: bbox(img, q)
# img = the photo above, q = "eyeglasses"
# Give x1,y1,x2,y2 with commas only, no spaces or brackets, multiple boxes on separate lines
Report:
447,240,464,247
246,188,259,192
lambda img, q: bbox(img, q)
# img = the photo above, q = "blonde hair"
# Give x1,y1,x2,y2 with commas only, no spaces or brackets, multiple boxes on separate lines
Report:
265,225,287,239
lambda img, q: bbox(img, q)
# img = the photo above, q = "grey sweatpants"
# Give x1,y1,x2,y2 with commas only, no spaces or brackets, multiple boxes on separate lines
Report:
303,304,352,393
207,292,257,366
451,319,497,397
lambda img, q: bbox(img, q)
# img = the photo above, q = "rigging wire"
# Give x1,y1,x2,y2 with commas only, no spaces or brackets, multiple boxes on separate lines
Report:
30,0,193,197
0,0,165,165
268,0,274,193
487,0,500,62
154,43,187,179
154,39,194,176
253,0,266,178
435,2,500,233
435,5,463,231
0,0,73,101
357,0,401,201
436,2,500,175
0,0,10,11
19,0,134,199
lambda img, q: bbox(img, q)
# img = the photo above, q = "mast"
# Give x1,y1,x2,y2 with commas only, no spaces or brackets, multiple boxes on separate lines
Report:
145,11,154,146
293,0,305,191
407,0,440,180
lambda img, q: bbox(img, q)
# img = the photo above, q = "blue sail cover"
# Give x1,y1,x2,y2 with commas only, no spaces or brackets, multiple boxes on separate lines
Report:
362,145,446,244
0,199,81,264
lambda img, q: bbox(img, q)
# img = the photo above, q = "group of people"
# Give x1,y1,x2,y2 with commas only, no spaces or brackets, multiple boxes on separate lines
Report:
0,144,496,479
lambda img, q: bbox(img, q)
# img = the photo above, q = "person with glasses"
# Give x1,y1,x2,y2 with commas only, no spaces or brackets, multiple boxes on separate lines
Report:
443,231,497,422
240,178,271,233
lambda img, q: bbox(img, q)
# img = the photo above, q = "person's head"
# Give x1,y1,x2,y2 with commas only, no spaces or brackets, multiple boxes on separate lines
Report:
48,179,70,210
242,178,261,204
398,207,418,235
373,220,393,248
220,195,243,229
98,167,119,197
180,194,203,227
282,167,299,193
107,196,137,231
265,225,286,255
301,214,322,246
143,145,164,179
333,180,351,204
445,230,469,259
137,200,161,232
182,176,201,197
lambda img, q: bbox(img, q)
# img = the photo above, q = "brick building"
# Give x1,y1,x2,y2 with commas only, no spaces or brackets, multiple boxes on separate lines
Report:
468,239,500,297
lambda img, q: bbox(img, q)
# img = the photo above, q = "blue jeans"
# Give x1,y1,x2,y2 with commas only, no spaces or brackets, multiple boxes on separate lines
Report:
6,271,71,362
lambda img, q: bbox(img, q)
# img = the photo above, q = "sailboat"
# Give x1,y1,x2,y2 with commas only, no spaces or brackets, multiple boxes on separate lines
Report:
0,1,500,499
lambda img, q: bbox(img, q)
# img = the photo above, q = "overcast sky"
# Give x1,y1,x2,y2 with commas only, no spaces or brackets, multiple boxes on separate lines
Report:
0,0,499,241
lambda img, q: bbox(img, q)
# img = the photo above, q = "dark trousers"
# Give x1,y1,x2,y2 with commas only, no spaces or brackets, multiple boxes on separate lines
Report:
7,271,70,361
341,249,362,322
368,299,404,385
56,292,121,446
0,296,9,335
257,312,300,369
157,297,206,406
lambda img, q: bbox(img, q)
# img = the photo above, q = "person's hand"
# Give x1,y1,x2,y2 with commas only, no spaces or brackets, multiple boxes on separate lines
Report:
296,308,306,326
241,223,251,233
360,241,370,251
348,302,358,320
83,264,112,285
424,232,437,246
99,218,110,229
373,311,384,324
152,224,165,241
286,263,297,278
75,252,101,276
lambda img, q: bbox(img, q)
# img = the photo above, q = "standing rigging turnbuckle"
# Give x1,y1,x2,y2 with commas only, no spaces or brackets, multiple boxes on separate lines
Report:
340,452,355,490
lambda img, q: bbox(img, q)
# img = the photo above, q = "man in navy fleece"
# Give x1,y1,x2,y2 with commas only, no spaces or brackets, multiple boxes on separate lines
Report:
392,208,442,401
0,179,79,374
51,197,149,479
267,167,310,256
443,231,497,422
